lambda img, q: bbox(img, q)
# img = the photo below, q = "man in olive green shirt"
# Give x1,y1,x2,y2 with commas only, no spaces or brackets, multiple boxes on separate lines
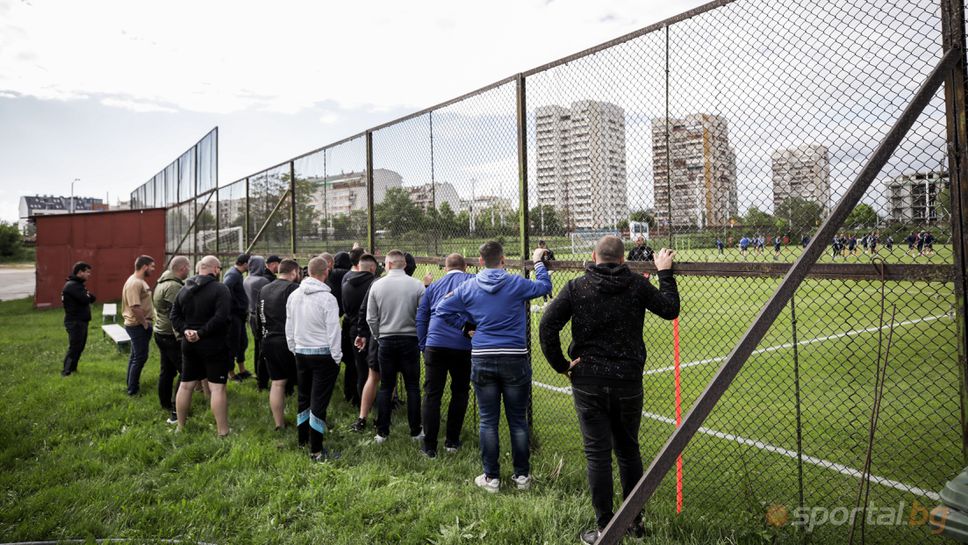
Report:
123,255,156,396
153,256,190,423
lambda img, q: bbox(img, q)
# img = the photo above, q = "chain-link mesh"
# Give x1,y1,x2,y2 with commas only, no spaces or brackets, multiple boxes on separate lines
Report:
130,1,966,541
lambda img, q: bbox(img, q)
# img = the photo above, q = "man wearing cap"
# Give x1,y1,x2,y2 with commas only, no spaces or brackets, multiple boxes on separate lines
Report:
223,253,251,381
266,255,281,277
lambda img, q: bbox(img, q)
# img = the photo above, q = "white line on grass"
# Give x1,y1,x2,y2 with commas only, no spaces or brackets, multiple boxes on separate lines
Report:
532,381,942,502
643,314,948,376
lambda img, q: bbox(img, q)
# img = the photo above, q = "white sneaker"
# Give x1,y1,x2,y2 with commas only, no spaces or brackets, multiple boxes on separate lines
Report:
374,434,388,444
474,474,500,493
511,474,532,490
411,430,425,442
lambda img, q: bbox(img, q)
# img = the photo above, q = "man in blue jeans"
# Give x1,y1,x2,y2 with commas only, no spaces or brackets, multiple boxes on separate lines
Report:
121,255,157,396
435,241,551,492
538,236,679,544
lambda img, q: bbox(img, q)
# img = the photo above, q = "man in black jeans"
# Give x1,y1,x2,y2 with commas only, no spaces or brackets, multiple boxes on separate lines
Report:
61,261,96,376
415,253,475,458
152,256,191,424
539,235,679,544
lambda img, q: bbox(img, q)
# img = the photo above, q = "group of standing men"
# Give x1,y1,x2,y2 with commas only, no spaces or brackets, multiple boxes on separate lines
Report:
60,235,680,543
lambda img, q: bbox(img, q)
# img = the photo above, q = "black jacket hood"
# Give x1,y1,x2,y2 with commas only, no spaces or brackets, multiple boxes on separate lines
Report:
585,262,635,294
185,273,218,292
334,252,352,271
345,270,374,287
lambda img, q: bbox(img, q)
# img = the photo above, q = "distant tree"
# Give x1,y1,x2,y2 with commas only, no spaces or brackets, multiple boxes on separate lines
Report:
776,197,824,236
529,205,563,235
376,187,424,236
844,203,879,229
629,209,657,230
743,207,775,229
0,221,23,258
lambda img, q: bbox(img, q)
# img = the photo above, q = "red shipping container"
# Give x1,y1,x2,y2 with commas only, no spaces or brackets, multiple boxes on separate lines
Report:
33,209,166,310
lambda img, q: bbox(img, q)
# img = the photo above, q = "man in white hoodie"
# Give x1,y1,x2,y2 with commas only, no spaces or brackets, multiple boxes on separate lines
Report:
286,257,343,461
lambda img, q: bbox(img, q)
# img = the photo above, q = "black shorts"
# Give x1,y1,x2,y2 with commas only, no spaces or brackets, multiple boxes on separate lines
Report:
263,335,297,382
367,338,380,371
181,339,232,384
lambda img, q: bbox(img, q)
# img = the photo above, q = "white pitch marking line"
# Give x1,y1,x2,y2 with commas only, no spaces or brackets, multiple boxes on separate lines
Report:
643,314,948,376
532,381,942,502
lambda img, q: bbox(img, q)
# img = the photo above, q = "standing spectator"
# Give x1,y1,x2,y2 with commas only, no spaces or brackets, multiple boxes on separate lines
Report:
286,257,343,460
715,238,725,255
122,255,156,396
627,236,654,262
223,254,251,381
265,255,282,277
153,256,190,424
61,261,96,377
906,231,917,256
739,236,750,255
328,251,357,406
244,256,274,391
259,259,301,430
435,241,551,492
416,253,475,458
886,235,894,252
847,234,858,256
869,232,879,254
366,250,426,443
170,255,232,436
773,235,782,260
539,236,679,543
345,254,379,432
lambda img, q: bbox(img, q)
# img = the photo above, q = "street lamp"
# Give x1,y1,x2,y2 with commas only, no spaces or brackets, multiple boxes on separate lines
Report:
70,178,80,214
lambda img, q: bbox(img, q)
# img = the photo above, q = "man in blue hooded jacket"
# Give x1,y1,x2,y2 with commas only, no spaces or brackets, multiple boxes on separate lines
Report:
435,241,551,492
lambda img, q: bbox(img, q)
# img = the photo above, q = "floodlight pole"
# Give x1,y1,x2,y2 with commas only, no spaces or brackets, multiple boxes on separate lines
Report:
70,178,79,214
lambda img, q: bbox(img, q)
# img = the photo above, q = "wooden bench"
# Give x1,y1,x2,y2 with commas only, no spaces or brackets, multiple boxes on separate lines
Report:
101,324,131,353
102,303,118,324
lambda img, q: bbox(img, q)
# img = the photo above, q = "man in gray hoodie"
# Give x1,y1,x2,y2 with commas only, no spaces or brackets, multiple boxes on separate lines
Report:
244,256,273,390
365,249,425,443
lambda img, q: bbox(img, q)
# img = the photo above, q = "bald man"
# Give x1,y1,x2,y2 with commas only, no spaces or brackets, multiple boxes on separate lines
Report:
414,254,476,458
153,255,191,424
170,255,233,436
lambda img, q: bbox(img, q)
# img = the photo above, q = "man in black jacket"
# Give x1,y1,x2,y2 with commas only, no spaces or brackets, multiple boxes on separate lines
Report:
170,255,233,436
223,253,250,381
259,258,301,429
61,261,96,376
343,253,378,431
539,235,679,544
327,251,356,404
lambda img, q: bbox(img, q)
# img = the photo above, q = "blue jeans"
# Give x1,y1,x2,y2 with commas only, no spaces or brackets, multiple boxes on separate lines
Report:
471,354,531,479
125,325,152,395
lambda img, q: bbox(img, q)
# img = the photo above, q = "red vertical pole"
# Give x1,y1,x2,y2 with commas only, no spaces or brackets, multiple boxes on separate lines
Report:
674,317,683,514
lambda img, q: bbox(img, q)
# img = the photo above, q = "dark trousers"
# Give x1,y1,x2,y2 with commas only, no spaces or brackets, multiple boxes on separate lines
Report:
248,314,266,388
154,333,181,411
376,336,421,437
472,354,531,479
62,320,88,375
295,353,339,453
572,383,645,530
125,325,152,395
228,315,248,367
421,347,471,451
341,327,358,405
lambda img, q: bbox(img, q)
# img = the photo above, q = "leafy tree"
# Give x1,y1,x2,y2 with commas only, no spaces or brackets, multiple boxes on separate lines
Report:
529,205,563,235
375,187,423,236
629,209,657,230
776,197,824,236
844,203,879,229
743,207,774,229
0,221,23,258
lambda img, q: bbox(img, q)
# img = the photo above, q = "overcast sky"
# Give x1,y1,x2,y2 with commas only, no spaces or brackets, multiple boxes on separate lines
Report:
0,0,714,222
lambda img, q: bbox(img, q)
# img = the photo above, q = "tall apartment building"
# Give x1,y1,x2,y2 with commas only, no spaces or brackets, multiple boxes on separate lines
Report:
307,168,403,217
771,145,831,210
403,182,461,213
888,171,948,223
652,114,738,229
535,100,628,230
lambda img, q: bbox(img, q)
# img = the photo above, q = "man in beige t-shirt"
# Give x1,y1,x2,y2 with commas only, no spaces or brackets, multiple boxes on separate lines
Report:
123,255,156,396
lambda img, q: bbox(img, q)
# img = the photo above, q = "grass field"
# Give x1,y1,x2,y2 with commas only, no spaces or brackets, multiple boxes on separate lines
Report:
0,258,962,544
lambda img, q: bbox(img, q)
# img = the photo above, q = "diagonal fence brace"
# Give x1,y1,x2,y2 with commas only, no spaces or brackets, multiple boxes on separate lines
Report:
596,46,961,545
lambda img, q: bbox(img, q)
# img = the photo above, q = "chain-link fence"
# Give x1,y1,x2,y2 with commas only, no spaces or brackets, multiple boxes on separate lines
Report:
131,1,968,541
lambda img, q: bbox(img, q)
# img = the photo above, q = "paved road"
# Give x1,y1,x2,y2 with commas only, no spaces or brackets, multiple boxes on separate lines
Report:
0,267,35,301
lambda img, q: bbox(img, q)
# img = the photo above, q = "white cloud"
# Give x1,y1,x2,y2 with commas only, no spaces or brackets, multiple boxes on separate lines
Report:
0,0,707,116
100,97,177,113
318,112,340,125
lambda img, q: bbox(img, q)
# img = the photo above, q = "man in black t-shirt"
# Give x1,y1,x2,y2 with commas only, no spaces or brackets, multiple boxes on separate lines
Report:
259,259,302,430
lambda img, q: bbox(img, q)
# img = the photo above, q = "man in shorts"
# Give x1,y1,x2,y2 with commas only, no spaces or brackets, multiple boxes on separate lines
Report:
259,259,302,429
170,255,233,436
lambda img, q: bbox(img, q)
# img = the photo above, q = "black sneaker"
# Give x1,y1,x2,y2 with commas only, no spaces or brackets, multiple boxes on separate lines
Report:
349,417,366,433
420,447,437,459
627,521,647,538
237,371,252,380
444,440,461,453
166,411,178,425
580,529,603,545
